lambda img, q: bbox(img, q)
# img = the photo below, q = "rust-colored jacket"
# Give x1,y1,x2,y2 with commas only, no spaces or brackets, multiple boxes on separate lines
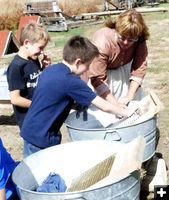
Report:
83,27,148,96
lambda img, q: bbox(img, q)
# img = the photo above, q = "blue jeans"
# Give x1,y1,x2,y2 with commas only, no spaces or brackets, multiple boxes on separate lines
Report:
23,131,62,158
23,140,43,158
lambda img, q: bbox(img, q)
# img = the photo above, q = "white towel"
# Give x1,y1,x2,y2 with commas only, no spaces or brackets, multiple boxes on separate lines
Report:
87,105,118,127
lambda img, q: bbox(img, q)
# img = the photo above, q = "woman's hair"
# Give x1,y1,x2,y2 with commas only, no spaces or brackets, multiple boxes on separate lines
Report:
20,22,50,45
63,35,99,64
105,9,150,40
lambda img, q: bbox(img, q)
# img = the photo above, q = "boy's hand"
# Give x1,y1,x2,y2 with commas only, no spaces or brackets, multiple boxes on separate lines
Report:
115,103,127,118
41,53,51,69
117,104,138,119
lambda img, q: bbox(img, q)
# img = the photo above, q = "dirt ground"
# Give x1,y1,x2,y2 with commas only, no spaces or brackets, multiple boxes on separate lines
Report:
0,72,169,200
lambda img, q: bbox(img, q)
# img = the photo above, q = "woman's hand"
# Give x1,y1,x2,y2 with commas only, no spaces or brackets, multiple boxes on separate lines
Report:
118,96,131,105
118,80,140,105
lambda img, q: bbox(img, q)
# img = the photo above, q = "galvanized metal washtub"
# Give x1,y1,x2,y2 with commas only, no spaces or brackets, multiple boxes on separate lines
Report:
12,140,140,200
65,111,157,162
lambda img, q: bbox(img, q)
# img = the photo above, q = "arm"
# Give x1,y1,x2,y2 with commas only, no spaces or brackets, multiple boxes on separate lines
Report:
92,96,135,118
7,61,32,108
89,28,118,104
118,40,148,105
0,188,6,200
118,80,140,105
131,40,148,79
10,90,31,108
90,46,117,104
101,90,118,104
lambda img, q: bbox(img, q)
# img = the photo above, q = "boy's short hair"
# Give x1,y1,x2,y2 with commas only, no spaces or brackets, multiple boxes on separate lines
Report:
20,22,50,45
63,35,99,64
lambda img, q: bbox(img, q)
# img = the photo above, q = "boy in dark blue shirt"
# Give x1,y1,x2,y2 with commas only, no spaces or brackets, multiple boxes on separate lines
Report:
0,138,19,200
7,22,51,129
20,35,135,158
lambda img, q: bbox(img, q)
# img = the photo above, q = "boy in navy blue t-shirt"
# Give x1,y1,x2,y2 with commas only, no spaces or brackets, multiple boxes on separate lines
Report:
20,35,135,158
0,138,19,200
7,22,51,129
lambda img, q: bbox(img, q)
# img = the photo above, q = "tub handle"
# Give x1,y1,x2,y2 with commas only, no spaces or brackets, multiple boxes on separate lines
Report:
64,196,86,200
104,130,121,141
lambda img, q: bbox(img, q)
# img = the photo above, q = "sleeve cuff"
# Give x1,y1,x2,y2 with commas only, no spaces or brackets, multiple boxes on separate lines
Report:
95,83,110,96
129,76,143,85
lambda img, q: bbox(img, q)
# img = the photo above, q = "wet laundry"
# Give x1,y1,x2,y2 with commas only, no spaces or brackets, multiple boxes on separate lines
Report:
36,172,67,193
